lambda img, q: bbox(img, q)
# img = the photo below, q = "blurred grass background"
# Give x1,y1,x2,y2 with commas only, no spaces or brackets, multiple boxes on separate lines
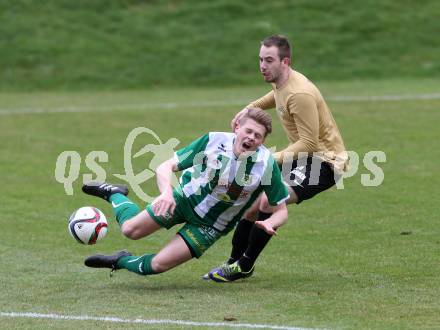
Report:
0,0,439,91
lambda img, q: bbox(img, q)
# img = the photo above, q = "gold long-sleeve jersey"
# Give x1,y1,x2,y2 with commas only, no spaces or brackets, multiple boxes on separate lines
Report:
248,68,348,173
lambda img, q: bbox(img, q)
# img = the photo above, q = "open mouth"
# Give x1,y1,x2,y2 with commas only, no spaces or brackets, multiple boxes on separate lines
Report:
242,141,252,150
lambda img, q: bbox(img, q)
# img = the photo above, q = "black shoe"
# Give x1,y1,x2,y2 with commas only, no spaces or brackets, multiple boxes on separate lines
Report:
84,250,132,271
82,182,129,201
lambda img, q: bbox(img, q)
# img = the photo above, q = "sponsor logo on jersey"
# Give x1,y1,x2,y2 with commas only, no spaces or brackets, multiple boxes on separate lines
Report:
218,193,232,203
277,105,286,115
218,143,227,152
239,190,250,199
242,174,253,185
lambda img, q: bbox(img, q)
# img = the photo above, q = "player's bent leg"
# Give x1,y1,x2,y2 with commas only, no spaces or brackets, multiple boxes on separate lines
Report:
82,182,128,201
229,196,262,260
84,250,133,276
236,192,288,274
109,193,141,227
201,196,262,280
120,210,162,240
82,181,143,228
150,235,193,273
85,236,193,277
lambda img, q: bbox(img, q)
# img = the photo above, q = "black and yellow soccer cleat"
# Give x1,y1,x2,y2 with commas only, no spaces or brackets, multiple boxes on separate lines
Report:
208,261,254,282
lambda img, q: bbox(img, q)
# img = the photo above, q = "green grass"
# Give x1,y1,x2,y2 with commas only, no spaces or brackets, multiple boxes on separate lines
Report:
0,0,439,91
1,78,440,329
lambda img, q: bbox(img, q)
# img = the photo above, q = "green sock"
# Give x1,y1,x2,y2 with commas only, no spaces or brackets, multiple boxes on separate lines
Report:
108,193,140,227
117,254,157,275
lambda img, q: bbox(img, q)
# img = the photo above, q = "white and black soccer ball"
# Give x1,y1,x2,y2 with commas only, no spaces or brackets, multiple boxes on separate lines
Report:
68,206,108,245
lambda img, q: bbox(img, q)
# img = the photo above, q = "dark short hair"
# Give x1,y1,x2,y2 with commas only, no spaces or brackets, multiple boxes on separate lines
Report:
240,107,272,137
261,34,291,61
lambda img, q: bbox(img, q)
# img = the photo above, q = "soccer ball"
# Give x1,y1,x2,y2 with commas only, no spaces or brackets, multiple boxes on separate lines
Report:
68,206,108,245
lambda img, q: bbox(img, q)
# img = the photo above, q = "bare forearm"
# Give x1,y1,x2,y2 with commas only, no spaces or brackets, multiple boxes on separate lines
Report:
155,159,177,194
266,206,288,229
273,139,318,164
255,203,288,235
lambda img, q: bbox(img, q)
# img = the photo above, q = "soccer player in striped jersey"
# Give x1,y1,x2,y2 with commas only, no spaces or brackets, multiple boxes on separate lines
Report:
82,108,289,278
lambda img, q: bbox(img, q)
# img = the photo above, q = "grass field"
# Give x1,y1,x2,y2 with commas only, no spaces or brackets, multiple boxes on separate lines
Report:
1,78,439,329
1,1,439,90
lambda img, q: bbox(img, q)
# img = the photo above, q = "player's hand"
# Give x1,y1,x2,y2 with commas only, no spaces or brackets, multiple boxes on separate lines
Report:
152,191,176,217
231,108,249,131
255,220,278,236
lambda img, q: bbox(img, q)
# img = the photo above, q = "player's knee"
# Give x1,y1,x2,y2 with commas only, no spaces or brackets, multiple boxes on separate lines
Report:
121,223,141,240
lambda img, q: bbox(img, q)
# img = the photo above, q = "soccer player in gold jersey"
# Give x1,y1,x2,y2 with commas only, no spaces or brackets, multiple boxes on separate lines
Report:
206,34,348,282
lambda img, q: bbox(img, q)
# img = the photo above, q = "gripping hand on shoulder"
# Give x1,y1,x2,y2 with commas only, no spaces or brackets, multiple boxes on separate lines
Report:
231,108,249,131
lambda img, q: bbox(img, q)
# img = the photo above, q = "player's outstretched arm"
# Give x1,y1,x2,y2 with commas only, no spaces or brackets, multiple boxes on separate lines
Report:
153,158,179,217
255,202,288,235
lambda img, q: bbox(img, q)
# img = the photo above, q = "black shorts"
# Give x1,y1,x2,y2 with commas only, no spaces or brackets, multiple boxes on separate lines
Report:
279,156,340,204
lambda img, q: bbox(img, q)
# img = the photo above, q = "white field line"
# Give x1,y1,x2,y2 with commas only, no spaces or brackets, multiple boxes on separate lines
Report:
0,92,439,116
0,311,323,330
328,92,440,101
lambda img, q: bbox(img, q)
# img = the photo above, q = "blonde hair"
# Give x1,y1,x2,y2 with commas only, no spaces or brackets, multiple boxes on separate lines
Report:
239,107,272,136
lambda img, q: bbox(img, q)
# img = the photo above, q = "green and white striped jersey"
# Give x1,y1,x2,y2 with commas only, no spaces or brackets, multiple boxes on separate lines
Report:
174,132,289,233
